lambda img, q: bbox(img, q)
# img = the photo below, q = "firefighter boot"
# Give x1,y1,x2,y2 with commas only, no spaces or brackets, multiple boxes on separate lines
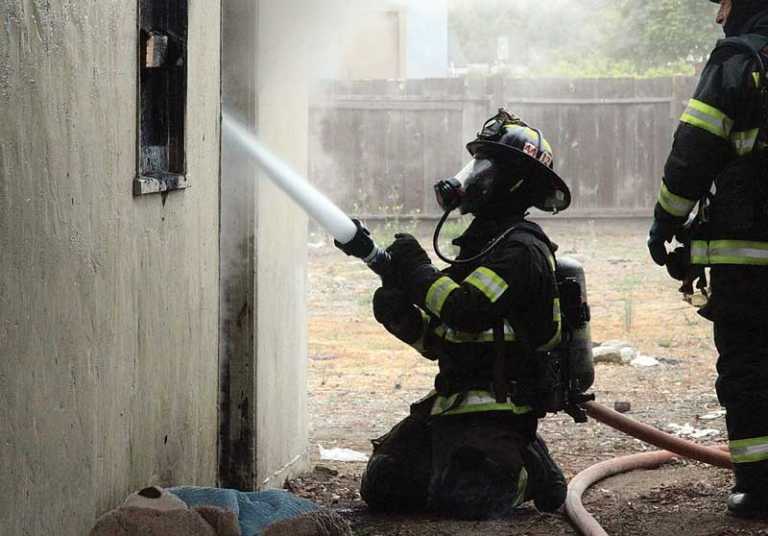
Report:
727,460,768,518
522,434,567,513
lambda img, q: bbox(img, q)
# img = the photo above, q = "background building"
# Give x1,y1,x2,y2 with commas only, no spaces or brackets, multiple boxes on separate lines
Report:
336,0,448,80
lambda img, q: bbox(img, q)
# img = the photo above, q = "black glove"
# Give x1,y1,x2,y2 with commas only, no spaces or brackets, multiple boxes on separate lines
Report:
647,219,677,266
386,233,432,283
372,286,424,344
372,286,411,325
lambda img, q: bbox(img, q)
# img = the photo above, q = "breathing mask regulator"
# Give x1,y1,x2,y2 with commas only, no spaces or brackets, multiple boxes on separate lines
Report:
432,108,570,265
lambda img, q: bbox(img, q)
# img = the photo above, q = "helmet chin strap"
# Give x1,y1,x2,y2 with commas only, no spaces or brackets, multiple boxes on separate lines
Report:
432,208,522,265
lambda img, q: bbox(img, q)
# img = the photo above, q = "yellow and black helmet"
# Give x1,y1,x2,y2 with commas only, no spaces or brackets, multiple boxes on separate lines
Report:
464,109,571,213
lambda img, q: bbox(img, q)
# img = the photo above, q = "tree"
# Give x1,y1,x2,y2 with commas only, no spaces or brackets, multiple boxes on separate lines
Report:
602,0,720,69
447,0,721,76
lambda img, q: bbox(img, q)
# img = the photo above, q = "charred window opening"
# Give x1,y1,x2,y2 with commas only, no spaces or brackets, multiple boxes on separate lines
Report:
134,0,189,196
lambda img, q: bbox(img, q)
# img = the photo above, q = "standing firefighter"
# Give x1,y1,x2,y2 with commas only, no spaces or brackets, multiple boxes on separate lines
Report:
338,110,593,519
648,0,768,518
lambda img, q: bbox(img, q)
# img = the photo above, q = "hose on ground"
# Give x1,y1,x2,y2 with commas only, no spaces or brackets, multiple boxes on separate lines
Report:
564,401,732,536
565,450,678,536
583,401,731,468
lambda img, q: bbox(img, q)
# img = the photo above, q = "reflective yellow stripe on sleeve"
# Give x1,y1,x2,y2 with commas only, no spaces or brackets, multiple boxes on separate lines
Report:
464,266,509,303
730,435,768,464
658,182,697,218
425,276,460,316
691,240,768,265
731,128,759,156
409,310,431,354
680,99,734,139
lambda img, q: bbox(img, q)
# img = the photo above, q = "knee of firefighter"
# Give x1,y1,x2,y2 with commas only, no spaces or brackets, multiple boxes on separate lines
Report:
360,454,427,507
361,454,399,497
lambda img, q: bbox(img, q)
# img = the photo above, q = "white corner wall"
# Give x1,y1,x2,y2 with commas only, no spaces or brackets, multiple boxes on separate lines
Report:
0,1,221,533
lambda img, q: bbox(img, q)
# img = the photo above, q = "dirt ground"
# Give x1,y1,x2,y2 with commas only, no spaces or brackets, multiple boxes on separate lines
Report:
288,218,768,535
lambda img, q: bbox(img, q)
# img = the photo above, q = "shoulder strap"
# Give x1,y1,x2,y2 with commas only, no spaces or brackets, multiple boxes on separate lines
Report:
714,34,768,88
714,34,768,154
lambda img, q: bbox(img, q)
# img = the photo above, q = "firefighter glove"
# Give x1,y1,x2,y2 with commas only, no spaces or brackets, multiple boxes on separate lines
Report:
387,233,432,282
647,219,677,266
372,286,425,344
372,286,410,325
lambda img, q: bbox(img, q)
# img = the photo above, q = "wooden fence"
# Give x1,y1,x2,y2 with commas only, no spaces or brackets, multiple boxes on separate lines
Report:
309,76,696,218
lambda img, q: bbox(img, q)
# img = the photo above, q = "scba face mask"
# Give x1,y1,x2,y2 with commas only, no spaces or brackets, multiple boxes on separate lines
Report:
435,158,501,214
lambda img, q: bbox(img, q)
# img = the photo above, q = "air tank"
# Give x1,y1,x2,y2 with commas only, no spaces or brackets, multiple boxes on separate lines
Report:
556,256,594,393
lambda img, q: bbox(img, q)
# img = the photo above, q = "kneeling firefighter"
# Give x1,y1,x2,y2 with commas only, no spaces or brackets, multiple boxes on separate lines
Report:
337,109,594,519
647,0,768,518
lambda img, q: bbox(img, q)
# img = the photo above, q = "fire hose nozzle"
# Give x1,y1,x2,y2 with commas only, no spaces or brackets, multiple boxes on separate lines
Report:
334,220,392,279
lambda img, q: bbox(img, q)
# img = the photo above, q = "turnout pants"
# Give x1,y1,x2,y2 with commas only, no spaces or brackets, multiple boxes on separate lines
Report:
359,399,543,519
711,267,768,491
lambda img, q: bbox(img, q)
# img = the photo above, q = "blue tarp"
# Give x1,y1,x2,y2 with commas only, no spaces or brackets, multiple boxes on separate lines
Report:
169,487,319,536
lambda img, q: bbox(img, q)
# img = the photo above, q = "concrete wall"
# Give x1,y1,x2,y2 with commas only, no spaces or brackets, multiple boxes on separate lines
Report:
254,2,312,486
219,0,312,489
0,1,221,533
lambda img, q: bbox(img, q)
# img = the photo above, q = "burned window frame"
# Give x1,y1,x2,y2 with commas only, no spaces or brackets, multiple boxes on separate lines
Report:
134,0,189,196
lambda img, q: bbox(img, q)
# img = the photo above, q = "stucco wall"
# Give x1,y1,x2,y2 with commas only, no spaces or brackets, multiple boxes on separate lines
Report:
0,1,221,533
220,0,313,491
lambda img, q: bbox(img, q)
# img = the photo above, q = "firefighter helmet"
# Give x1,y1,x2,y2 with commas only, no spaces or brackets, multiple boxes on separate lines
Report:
467,109,570,213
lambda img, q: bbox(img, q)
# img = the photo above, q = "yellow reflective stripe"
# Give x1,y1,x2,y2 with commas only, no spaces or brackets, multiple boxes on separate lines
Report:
692,240,768,265
753,71,761,88
431,389,532,416
433,319,516,343
731,128,759,156
537,255,561,351
538,298,562,351
410,310,431,353
730,435,768,464
658,182,696,218
464,267,509,303
425,276,459,316
680,99,733,139
512,467,529,508
546,254,556,272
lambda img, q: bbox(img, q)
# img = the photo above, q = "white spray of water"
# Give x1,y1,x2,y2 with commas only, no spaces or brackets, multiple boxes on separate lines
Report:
222,112,358,244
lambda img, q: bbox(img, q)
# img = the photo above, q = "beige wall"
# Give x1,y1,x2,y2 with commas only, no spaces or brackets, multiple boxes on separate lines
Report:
219,0,312,490
0,1,221,533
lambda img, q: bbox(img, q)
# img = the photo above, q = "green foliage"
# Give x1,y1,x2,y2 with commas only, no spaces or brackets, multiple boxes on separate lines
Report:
603,0,720,69
448,0,721,77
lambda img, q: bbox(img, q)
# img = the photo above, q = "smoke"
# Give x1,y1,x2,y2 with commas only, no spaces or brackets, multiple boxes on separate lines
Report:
218,0,373,359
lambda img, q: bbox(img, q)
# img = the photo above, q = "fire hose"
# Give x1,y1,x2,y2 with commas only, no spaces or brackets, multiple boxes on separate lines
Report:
566,401,731,536
222,114,733,536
